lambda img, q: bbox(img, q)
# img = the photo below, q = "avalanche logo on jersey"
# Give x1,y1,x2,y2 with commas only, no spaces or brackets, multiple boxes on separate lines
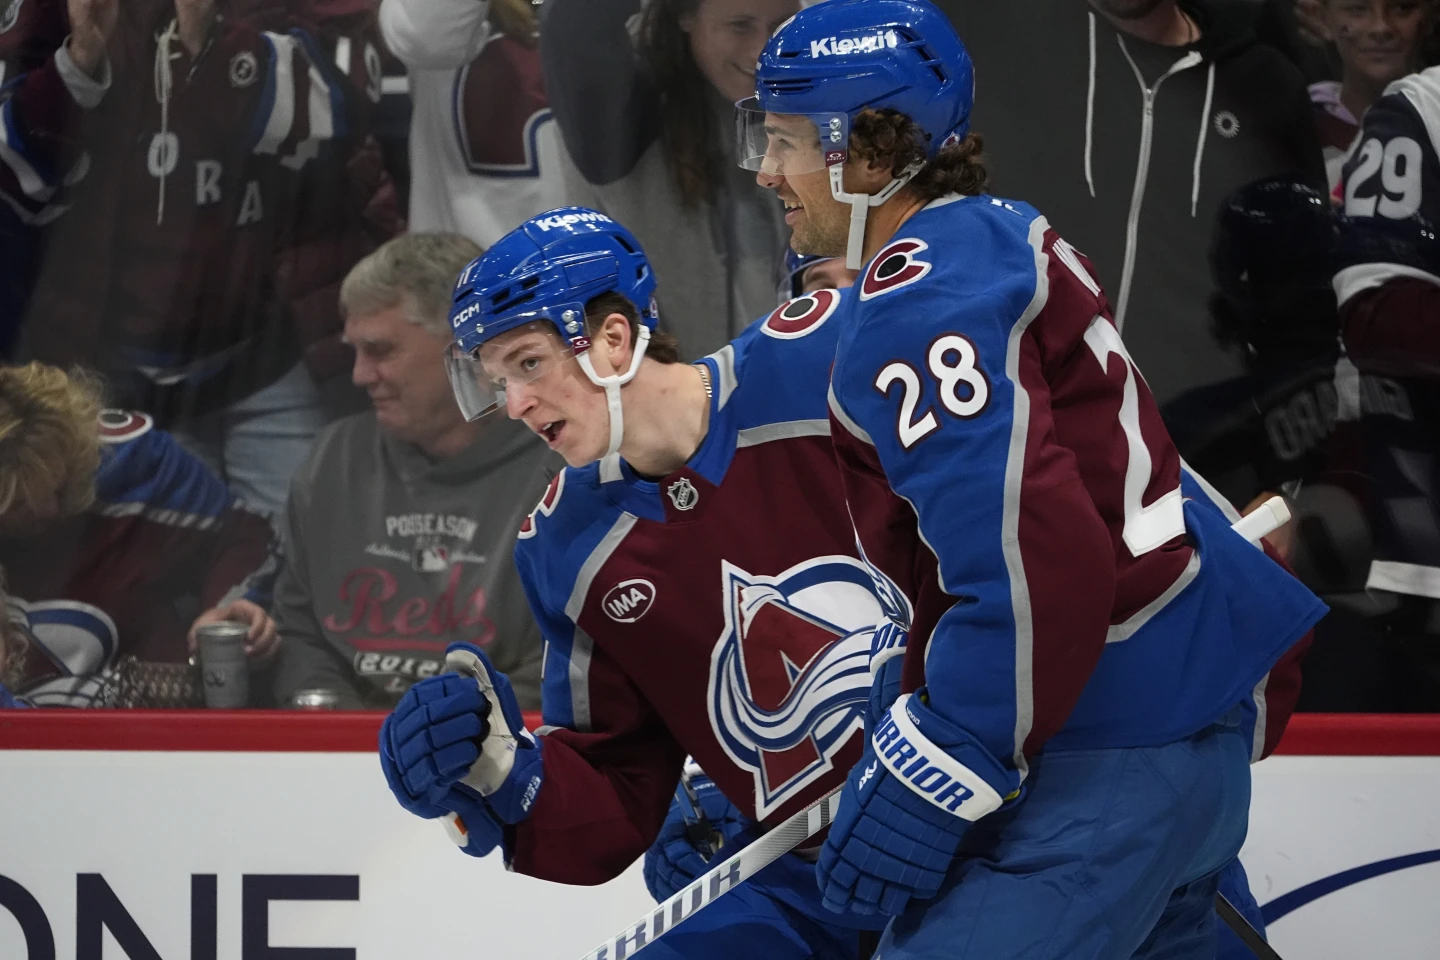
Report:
707,555,897,818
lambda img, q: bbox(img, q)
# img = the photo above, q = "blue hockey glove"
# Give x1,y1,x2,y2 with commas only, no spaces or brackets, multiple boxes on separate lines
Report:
378,672,504,858
643,767,756,901
817,691,1009,917
867,620,908,729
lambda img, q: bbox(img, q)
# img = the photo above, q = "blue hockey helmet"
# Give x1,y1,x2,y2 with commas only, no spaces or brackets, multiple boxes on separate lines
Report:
445,207,659,453
737,0,975,268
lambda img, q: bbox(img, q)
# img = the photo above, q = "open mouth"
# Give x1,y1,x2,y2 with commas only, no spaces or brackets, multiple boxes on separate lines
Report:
783,199,804,224
539,420,565,445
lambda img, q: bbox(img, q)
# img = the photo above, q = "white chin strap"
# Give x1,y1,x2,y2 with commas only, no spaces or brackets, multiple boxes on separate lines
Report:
830,161,925,270
575,325,652,458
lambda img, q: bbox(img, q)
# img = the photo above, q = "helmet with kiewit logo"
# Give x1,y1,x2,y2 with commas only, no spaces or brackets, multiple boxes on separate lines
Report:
445,207,659,456
738,0,975,268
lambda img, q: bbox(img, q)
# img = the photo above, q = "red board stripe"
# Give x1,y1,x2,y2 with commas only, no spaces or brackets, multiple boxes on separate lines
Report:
1,712,1439,754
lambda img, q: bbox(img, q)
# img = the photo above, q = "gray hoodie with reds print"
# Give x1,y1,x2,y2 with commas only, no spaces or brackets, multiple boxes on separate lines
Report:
272,412,559,709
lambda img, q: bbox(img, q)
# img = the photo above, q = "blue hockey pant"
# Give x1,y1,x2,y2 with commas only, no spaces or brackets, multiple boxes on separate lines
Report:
877,709,1254,959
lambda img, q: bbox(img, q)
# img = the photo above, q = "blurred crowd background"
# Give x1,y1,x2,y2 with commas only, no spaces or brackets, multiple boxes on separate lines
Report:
1,0,1438,715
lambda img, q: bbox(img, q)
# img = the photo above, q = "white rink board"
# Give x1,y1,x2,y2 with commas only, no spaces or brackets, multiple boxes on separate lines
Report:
1,750,1437,958
1241,755,1440,960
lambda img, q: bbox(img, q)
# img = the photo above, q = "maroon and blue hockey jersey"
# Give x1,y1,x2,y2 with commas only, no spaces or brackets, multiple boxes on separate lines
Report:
510,291,891,885
827,195,1327,810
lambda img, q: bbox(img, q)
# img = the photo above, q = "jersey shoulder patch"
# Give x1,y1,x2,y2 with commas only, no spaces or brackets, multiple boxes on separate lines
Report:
859,238,933,301
760,288,842,339
97,410,154,445
518,470,567,540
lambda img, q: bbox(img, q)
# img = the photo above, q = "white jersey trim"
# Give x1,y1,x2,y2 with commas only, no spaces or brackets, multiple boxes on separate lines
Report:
564,513,638,621
826,382,873,445
995,216,1055,781
736,419,830,447
1367,559,1440,599
1333,262,1440,308
1106,549,1202,643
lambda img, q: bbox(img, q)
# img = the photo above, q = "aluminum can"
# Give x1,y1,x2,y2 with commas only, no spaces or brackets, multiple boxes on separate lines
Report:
196,621,249,709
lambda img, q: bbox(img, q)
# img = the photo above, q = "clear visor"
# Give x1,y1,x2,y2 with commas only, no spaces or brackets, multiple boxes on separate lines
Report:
735,98,848,177
445,320,583,421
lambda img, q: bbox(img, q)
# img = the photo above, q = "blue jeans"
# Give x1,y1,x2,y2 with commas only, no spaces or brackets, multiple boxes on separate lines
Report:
171,362,328,519
878,713,1254,959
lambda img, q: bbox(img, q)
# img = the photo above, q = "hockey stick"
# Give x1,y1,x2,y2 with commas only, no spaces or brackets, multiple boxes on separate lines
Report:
577,786,843,960
1216,892,1286,960
574,500,1292,960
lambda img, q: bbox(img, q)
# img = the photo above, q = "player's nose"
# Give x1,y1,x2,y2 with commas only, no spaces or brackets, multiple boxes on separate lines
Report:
504,384,535,420
756,169,785,190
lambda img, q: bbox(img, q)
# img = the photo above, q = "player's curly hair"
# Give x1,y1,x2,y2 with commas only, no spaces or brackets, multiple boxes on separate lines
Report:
585,292,683,364
849,108,989,204
638,0,723,209
0,362,105,531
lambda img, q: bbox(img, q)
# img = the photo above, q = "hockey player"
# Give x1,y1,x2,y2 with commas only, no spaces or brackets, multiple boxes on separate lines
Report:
1332,63,1440,709
379,207,894,958
737,1,1326,957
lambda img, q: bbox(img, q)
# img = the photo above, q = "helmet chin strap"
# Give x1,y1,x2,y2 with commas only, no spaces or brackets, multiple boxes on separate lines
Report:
575,325,652,458
829,161,925,270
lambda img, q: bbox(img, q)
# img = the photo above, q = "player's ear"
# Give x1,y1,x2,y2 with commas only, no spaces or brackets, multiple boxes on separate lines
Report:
845,155,898,196
599,311,634,371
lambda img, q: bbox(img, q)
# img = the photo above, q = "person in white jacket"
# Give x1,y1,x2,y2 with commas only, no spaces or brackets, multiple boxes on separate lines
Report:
379,0,568,246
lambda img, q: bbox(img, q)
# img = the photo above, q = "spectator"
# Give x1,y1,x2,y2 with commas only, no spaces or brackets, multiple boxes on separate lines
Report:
0,361,278,706
380,0,568,246
0,0,117,355
19,0,398,520
1328,62,1440,710
948,0,1327,416
0,571,28,707
540,0,797,358
272,233,557,710
1309,0,1432,191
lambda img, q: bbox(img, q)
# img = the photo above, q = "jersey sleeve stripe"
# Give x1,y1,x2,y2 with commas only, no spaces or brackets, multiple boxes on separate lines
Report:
1105,550,1201,642
1334,262,1440,308
995,215,1058,781
253,33,297,156
563,513,638,621
826,382,873,445
735,419,830,447
705,344,739,409
1249,673,1269,763
566,625,596,731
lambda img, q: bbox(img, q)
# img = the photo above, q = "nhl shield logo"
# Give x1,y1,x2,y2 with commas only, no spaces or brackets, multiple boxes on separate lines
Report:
667,477,699,511
707,555,906,818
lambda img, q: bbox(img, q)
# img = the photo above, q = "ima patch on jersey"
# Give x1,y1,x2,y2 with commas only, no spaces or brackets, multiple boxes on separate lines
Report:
707,555,901,818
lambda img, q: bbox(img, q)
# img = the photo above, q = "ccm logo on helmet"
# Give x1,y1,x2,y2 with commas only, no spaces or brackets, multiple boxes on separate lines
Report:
453,303,483,328
860,239,932,300
533,211,614,231
762,288,841,339
810,30,899,58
